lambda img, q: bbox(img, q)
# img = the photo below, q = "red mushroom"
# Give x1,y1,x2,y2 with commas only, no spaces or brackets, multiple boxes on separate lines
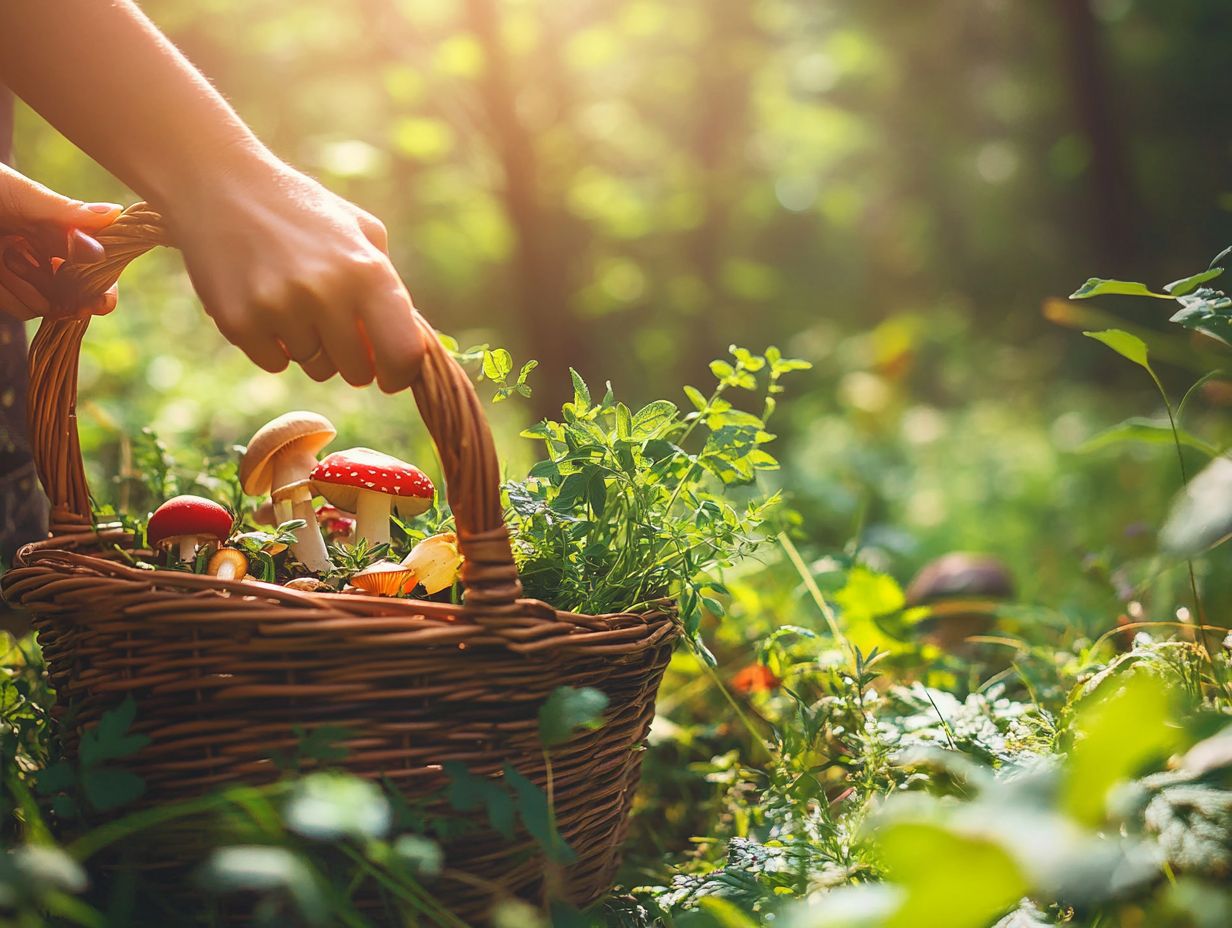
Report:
316,505,356,545
148,495,234,564
310,448,434,547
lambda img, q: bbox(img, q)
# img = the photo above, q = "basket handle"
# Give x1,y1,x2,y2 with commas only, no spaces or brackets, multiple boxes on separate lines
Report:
25,203,522,613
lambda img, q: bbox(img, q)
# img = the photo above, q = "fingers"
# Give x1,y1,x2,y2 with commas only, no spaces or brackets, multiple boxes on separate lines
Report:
355,210,388,253
0,245,48,318
209,308,290,374
298,349,338,383
271,325,339,382
0,282,38,321
314,303,376,387
84,284,119,317
273,322,321,365
237,334,292,374
359,274,425,393
0,162,122,238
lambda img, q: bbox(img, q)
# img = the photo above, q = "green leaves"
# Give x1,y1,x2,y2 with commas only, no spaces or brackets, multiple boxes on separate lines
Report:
878,821,1028,928
1070,278,1172,300
503,346,805,630
480,348,538,402
1161,455,1232,556
503,766,575,864
482,347,513,381
1078,417,1217,457
1062,671,1180,826
443,762,574,862
79,697,148,768
444,761,515,839
1166,267,1225,296
1070,255,1232,347
1170,288,1232,347
538,686,610,747
37,696,150,815
1084,328,1152,372
569,368,591,411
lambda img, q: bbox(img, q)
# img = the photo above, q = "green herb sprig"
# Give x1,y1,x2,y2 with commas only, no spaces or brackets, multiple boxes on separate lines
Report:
504,345,809,658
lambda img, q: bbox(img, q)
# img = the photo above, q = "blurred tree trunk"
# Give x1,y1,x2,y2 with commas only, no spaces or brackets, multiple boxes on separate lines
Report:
1055,0,1140,268
461,0,589,413
682,0,762,380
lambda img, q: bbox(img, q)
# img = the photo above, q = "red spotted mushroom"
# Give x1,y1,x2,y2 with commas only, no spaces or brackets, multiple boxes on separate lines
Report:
240,411,336,572
310,448,434,547
148,495,233,564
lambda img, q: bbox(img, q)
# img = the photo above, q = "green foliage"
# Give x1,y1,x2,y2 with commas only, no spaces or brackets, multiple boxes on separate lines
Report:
443,762,574,864
481,348,539,403
538,685,610,747
35,696,149,817
1161,455,1232,556
507,346,807,651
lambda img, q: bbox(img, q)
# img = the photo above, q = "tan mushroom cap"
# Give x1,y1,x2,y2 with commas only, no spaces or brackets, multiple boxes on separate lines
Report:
240,411,337,496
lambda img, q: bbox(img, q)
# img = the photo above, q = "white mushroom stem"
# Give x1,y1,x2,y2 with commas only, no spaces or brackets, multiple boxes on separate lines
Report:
354,490,394,547
215,560,241,580
169,535,210,563
271,447,323,495
274,483,333,572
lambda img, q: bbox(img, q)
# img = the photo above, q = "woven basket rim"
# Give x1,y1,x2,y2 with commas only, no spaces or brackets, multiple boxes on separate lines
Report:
8,536,678,630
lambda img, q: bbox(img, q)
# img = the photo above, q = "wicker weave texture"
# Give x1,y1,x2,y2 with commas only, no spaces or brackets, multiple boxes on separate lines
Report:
1,206,679,919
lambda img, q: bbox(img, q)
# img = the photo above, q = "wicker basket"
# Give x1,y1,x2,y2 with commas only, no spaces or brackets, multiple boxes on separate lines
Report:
1,205,678,920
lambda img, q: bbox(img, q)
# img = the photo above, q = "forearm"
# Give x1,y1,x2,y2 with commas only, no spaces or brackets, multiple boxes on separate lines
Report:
0,0,277,210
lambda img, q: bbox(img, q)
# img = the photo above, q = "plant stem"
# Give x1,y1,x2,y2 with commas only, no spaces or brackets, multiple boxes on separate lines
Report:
777,532,855,667
694,649,775,763
1153,376,1220,681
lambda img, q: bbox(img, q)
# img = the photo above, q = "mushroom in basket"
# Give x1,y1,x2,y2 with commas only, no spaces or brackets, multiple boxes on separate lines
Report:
401,532,463,595
206,548,249,581
310,448,434,548
349,560,417,597
240,411,336,572
147,495,233,564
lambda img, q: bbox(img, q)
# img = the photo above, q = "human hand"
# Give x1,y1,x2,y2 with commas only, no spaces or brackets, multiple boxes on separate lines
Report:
164,157,425,393
0,163,123,320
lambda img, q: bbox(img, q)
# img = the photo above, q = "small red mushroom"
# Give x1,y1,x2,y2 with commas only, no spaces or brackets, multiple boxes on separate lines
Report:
148,495,233,563
316,505,356,544
310,448,434,547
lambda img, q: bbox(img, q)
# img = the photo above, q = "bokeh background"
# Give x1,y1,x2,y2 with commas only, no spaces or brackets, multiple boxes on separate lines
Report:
13,0,1232,625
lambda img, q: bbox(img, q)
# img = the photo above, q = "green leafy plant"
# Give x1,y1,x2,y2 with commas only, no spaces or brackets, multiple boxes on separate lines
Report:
505,346,809,656
33,696,149,818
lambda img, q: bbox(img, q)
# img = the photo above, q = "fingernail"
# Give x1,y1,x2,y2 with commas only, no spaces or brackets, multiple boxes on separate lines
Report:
87,203,121,214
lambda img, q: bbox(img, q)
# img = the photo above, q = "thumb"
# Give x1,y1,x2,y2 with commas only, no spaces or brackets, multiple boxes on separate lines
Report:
0,163,122,232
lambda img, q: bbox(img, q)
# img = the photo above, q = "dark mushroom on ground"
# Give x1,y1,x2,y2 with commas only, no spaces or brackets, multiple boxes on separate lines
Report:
904,552,1014,651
